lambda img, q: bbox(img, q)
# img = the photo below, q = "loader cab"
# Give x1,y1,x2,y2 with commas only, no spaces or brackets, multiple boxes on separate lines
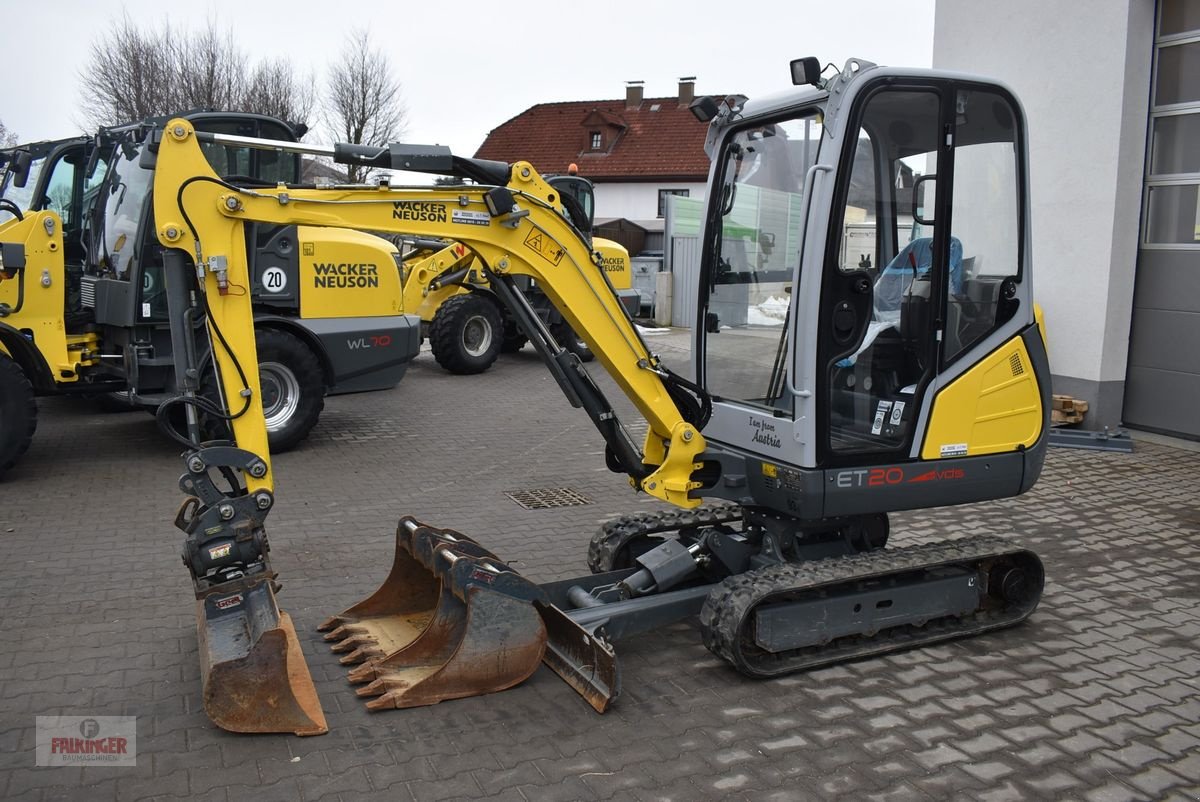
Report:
545,174,595,237
0,137,102,259
2,137,110,316
697,63,1032,475
87,113,304,323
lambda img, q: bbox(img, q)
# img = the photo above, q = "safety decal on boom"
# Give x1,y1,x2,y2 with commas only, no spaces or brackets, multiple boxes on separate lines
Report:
524,230,565,266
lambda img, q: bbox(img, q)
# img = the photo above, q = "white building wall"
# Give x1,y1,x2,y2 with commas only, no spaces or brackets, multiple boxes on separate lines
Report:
593,182,707,220
934,0,1154,425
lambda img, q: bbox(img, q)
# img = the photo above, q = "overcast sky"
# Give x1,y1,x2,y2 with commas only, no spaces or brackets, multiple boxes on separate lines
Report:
4,0,935,158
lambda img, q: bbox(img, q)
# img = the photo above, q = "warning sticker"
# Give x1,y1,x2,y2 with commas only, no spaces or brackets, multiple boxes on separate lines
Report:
523,229,565,266
871,401,893,435
452,209,491,227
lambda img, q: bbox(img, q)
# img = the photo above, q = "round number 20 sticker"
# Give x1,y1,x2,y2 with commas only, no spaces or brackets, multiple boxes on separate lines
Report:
262,267,288,293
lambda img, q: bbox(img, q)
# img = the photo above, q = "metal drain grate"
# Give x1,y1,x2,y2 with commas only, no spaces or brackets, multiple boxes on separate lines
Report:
504,487,592,510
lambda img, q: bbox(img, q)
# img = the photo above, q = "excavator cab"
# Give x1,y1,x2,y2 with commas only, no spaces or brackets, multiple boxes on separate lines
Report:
698,64,1044,483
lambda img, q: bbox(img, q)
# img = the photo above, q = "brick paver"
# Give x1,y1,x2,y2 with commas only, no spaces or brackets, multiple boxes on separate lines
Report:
1,331,1198,800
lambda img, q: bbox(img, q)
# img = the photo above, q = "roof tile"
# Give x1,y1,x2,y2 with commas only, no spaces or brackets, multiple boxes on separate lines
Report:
474,96,715,181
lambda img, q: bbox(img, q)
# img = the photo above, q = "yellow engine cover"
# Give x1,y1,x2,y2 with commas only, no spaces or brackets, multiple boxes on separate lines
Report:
593,237,632,290
298,227,404,319
920,335,1044,459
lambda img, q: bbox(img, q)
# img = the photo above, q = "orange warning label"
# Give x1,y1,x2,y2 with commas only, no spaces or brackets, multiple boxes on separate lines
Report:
523,229,564,266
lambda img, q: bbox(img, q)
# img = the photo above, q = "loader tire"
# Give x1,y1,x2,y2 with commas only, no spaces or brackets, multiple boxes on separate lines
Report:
430,293,503,374
0,353,37,478
255,329,325,452
551,321,594,363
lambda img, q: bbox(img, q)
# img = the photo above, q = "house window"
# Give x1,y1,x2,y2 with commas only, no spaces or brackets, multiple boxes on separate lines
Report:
658,188,689,217
590,131,602,150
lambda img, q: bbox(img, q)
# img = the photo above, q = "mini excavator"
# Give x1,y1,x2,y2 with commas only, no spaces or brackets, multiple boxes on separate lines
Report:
129,58,1047,734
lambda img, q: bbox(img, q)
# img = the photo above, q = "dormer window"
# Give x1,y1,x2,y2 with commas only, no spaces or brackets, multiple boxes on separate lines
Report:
590,131,603,150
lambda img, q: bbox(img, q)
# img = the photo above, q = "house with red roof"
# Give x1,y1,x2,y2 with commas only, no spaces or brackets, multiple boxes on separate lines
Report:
474,78,715,244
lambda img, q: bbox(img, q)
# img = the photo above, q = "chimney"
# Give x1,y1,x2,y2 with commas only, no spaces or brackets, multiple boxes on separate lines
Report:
625,80,644,110
678,76,696,106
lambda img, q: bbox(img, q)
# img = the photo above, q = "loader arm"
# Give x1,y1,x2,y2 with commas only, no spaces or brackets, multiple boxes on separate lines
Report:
152,119,707,508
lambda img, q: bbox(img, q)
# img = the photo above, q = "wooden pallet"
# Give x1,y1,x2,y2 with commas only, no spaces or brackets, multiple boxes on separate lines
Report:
1051,394,1089,426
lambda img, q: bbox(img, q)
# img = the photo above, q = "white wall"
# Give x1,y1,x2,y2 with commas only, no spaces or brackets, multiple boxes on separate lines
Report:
594,182,707,220
934,0,1154,386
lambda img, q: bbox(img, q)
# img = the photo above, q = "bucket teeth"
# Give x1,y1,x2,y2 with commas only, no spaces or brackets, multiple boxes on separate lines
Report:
346,661,381,684
319,517,549,711
321,623,365,642
354,677,392,698
338,645,386,665
329,633,376,654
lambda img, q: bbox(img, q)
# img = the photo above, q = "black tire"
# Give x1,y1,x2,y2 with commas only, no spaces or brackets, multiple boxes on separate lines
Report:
254,329,325,452
551,321,594,363
0,354,37,478
499,320,528,353
429,293,503,374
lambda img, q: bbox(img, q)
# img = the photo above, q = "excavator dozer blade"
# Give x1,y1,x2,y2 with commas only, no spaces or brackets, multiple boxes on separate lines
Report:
322,518,548,710
197,577,328,736
537,602,620,713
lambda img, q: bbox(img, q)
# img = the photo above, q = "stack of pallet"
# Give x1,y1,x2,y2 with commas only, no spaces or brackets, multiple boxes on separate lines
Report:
1051,394,1089,426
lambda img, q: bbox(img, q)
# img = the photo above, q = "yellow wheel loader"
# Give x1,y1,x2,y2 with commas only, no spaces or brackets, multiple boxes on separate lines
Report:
0,112,421,476
395,174,639,374
47,57,1050,735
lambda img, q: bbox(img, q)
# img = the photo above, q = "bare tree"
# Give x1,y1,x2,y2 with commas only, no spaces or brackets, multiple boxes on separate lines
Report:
78,14,176,125
325,29,407,182
0,119,17,148
243,59,317,134
173,20,247,113
77,14,311,130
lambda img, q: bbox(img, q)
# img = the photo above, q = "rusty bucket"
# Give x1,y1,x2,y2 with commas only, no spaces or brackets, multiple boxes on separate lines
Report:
320,517,548,710
197,576,328,736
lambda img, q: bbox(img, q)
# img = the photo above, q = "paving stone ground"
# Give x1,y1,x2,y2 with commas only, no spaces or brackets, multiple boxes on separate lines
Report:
1,330,1198,801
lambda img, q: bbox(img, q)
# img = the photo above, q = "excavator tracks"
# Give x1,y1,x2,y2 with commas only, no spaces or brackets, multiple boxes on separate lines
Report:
700,535,1043,678
588,501,744,573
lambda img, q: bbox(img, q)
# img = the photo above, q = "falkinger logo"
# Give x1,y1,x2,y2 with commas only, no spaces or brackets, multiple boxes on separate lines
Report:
36,715,137,766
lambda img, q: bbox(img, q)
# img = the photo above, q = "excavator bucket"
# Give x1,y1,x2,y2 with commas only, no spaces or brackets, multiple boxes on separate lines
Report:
197,577,328,736
320,518,548,709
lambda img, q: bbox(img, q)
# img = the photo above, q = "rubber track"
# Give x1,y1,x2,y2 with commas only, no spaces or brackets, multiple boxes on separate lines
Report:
700,535,1042,678
587,501,744,573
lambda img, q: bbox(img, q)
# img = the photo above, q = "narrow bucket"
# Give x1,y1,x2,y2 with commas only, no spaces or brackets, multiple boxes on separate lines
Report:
197,577,328,736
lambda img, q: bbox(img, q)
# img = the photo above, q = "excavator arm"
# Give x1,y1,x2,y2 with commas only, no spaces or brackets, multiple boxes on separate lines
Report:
152,119,707,509
151,119,712,730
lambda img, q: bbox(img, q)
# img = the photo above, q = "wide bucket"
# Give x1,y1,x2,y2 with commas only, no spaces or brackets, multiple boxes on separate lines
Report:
197,577,328,736
317,517,493,665
321,517,548,710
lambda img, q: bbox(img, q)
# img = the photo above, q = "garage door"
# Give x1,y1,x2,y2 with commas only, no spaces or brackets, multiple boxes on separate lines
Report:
1125,0,1200,439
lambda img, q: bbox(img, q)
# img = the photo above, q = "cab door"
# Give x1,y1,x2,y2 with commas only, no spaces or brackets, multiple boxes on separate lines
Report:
817,79,1032,467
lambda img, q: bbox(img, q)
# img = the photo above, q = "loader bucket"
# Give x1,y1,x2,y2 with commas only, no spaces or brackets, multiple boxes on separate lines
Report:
197,577,328,736
322,518,548,710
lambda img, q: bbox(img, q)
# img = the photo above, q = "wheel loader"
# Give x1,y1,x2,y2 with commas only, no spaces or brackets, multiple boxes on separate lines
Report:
395,172,640,374
21,57,1047,735
0,111,422,476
